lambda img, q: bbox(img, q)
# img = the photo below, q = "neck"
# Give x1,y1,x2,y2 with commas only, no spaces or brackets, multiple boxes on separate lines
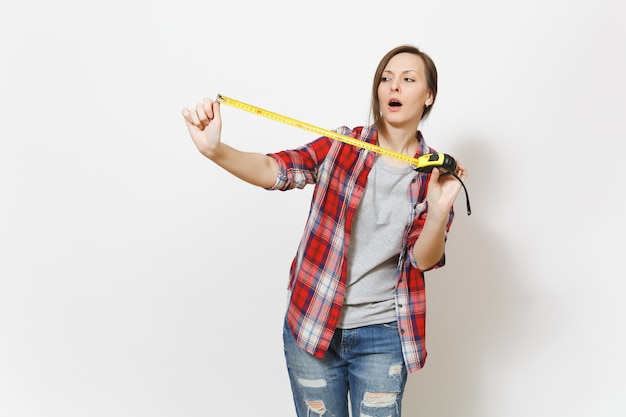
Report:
378,126,419,156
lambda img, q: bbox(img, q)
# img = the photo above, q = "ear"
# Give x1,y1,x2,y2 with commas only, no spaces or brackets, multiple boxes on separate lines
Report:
425,91,434,107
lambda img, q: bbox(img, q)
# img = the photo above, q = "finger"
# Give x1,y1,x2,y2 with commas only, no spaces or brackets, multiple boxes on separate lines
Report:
455,162,467,180
203,97,214,119
212,99,221,121
195,102,210,127
182,108,201,127
429,167,441,183
181,108,192,124
186,106,202,126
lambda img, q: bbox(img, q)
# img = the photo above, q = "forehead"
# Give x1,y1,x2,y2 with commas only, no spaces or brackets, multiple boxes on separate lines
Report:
383,52,425,73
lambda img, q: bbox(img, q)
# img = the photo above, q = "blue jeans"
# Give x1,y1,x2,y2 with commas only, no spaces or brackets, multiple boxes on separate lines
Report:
283,319,408,417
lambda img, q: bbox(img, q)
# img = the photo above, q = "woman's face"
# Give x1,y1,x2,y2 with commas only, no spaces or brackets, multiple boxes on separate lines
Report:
377,52,434,128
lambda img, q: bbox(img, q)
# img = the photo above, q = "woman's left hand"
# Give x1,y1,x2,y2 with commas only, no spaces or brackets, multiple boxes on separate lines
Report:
426,162,468,215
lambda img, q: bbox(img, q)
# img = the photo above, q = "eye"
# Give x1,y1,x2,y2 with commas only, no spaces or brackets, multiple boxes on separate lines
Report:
404,77,415,82
381,76,391,82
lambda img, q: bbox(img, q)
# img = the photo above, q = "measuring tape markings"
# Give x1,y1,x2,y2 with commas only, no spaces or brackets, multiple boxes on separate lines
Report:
215,94,471,215
215,94,421,166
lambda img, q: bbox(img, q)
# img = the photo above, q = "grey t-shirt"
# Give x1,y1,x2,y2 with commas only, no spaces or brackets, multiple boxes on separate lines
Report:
337,156,414,329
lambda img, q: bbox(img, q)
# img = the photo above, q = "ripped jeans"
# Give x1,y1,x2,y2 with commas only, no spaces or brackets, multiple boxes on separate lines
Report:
283,318,408,417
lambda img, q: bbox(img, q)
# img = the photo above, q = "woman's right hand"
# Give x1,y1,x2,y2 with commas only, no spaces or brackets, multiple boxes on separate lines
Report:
182,97,222,157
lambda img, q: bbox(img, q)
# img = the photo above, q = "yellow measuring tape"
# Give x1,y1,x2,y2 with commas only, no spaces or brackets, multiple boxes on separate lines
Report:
215,94,471,215
216,94,425,167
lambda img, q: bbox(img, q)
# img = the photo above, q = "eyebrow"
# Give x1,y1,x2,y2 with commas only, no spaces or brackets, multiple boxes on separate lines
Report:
382,69,419,75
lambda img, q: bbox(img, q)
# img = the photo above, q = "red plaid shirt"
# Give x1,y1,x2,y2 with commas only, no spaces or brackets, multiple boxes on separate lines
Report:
267,125,454,373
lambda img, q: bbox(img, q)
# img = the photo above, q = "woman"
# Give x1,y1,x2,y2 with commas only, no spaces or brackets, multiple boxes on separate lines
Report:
182,44,467,417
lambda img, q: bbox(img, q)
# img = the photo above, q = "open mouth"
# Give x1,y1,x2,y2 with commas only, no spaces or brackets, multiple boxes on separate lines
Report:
389,99,402,107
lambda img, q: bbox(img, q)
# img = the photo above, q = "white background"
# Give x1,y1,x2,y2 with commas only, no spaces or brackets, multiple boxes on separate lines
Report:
1,0,625,416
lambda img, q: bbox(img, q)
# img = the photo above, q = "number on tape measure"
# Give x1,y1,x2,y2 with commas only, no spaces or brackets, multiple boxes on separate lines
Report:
215,94,421,166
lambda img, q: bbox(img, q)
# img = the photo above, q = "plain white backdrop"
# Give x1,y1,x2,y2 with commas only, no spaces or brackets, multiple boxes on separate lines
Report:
1,0,625,416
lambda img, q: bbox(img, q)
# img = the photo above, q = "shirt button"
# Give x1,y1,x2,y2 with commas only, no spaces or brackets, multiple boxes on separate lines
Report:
400,329,405,334
398,304,403,308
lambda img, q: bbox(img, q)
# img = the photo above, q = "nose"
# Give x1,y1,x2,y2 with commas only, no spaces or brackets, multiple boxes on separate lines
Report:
390,78,400,92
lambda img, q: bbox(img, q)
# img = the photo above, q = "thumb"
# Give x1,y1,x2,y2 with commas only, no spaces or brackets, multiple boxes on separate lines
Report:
429,167,441,182
212,100,222,122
